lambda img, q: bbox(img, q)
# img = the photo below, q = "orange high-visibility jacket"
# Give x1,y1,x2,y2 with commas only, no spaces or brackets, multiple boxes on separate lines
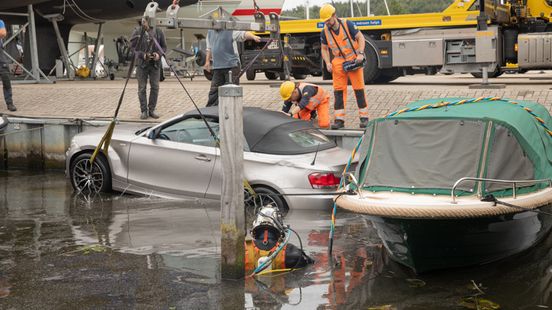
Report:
296,82,330,111
323,20,359,64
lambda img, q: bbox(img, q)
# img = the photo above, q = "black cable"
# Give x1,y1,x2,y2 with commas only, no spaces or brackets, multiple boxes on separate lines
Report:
149,35,219,143
482,194,552,216
288,227,314,269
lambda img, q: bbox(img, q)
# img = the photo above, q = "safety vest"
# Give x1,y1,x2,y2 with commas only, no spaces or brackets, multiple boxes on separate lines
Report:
324,19,359,63
297,83,330,111
244,240,287,272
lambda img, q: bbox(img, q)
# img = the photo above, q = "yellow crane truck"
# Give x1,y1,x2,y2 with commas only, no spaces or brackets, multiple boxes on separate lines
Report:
241,0,552,83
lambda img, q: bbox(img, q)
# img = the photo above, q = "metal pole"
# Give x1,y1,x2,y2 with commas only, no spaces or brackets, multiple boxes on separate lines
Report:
367,0,370,15
27,5,40,80
50,18,75,80
90,23,104,79
219,83,245,280
84,32,89,68
350,0,354,17
482,66,489,84
306,0,310,20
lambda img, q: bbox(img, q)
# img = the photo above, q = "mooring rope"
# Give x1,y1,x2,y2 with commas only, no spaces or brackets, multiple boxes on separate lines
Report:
328,135,364,257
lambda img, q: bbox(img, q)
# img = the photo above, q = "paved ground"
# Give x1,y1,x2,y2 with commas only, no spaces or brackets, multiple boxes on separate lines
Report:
2,72,552,127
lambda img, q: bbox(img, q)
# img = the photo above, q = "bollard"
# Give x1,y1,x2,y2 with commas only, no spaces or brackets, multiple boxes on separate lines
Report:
219,83,245,280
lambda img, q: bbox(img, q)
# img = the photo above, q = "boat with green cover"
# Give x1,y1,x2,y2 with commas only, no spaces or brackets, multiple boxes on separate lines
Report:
336,97,552,273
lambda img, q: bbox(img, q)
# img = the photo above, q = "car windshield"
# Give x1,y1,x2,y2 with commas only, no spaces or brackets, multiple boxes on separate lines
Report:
288,129,332,148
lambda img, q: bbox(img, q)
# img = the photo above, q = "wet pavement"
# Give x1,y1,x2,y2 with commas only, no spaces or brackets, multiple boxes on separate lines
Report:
0,171,551,309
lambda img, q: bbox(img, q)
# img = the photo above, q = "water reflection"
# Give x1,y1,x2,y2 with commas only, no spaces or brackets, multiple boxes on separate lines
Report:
0,172,551,309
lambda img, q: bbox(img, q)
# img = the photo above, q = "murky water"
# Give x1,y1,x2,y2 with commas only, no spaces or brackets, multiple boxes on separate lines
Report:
0,171,551,309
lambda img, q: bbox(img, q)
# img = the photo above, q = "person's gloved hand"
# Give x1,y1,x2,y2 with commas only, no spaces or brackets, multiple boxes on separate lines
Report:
290,104,301,115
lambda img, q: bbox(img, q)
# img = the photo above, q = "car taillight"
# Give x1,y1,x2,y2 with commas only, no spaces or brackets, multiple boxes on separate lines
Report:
308,172,341,189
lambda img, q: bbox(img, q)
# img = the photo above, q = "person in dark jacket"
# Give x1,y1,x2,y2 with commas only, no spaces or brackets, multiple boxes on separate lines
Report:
130,16,167,119
0,19,15,112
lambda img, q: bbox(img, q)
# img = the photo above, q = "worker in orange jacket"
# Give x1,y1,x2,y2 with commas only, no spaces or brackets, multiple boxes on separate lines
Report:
280,81,331,129
320,4,369,129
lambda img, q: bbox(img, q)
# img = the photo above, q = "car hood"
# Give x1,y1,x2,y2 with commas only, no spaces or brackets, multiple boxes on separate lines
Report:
72,124,149,145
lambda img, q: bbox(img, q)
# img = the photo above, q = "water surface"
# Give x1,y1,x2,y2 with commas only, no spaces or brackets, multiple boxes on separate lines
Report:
0,172,551,309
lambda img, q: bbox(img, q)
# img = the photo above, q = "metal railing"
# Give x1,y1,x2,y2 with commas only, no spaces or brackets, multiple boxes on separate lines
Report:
451,177,552,204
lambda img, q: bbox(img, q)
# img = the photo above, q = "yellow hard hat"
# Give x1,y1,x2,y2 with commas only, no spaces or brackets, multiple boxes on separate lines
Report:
320,4,336,22
280,81,295,101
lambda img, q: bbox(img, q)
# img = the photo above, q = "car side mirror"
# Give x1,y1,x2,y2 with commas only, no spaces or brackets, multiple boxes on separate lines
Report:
148,127,161,139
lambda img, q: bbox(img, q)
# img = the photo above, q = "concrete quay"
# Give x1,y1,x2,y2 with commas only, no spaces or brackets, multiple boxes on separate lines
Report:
2,72,552,127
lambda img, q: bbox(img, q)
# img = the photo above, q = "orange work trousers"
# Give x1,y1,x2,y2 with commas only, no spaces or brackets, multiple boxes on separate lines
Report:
294,98,331,129
332,59,368,121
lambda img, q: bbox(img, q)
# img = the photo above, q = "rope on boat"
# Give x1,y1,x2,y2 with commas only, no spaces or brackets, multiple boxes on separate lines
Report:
328,135,364,257
336,188,552,219
386,97,552,137
482,194,552,217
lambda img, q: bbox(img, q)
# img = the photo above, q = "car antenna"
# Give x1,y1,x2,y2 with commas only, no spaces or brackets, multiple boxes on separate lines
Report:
311,142,321,166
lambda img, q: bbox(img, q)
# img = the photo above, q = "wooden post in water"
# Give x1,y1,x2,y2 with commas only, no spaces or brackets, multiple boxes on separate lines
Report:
219,83,245,280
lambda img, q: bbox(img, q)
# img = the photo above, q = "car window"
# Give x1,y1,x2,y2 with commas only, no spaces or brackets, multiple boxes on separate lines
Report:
288,129,332,148
160,117,219,147
159,116,251,150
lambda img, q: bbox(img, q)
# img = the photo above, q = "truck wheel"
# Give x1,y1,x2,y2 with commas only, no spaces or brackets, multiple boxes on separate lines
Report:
363,46,381,84
293,73,307,80
265,71,278,80
279,72,287,80
374,69,401,83
246,69,256,81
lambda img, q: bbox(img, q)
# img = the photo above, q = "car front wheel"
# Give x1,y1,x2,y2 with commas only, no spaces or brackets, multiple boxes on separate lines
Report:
70,153,112,194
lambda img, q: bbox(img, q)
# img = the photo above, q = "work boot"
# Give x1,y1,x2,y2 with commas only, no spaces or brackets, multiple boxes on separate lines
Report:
360,117,369,129
6,103,16,112
149,110,160,119
140,111,148,120
331,119,344,130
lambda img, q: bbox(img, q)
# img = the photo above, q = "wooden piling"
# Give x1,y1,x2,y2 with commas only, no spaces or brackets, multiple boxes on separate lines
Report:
219,84,245,280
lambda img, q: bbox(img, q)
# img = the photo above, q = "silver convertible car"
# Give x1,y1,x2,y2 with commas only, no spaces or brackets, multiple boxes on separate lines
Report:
66,107,352,211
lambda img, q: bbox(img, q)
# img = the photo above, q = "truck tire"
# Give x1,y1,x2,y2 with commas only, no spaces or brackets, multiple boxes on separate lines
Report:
374,69,401,83
279,72,287,80
363,46,381,84
265,71,278,80
293,73,307,80
246,69,256,81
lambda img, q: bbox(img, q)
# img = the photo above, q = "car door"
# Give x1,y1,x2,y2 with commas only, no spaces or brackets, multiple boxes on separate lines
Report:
127,116,219,198
205,135,249,199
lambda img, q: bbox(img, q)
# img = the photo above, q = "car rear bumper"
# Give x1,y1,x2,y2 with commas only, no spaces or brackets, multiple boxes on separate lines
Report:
282,188,336,211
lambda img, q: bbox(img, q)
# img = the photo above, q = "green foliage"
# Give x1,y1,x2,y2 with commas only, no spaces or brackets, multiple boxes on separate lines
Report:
282,0,452,19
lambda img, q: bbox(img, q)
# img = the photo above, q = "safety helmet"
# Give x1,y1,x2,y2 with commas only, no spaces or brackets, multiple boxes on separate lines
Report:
320,4,336,22
280,81,296,101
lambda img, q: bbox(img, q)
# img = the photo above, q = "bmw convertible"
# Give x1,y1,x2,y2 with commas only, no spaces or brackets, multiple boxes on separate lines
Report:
66,107,352,211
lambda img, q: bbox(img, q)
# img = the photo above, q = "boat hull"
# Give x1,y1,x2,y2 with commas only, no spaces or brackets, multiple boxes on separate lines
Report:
368,203,552,273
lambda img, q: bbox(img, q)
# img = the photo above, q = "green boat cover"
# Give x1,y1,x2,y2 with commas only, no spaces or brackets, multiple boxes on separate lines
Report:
355,97,552,197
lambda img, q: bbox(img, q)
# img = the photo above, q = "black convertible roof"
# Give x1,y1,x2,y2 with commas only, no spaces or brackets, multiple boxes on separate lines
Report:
185,107,335,155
